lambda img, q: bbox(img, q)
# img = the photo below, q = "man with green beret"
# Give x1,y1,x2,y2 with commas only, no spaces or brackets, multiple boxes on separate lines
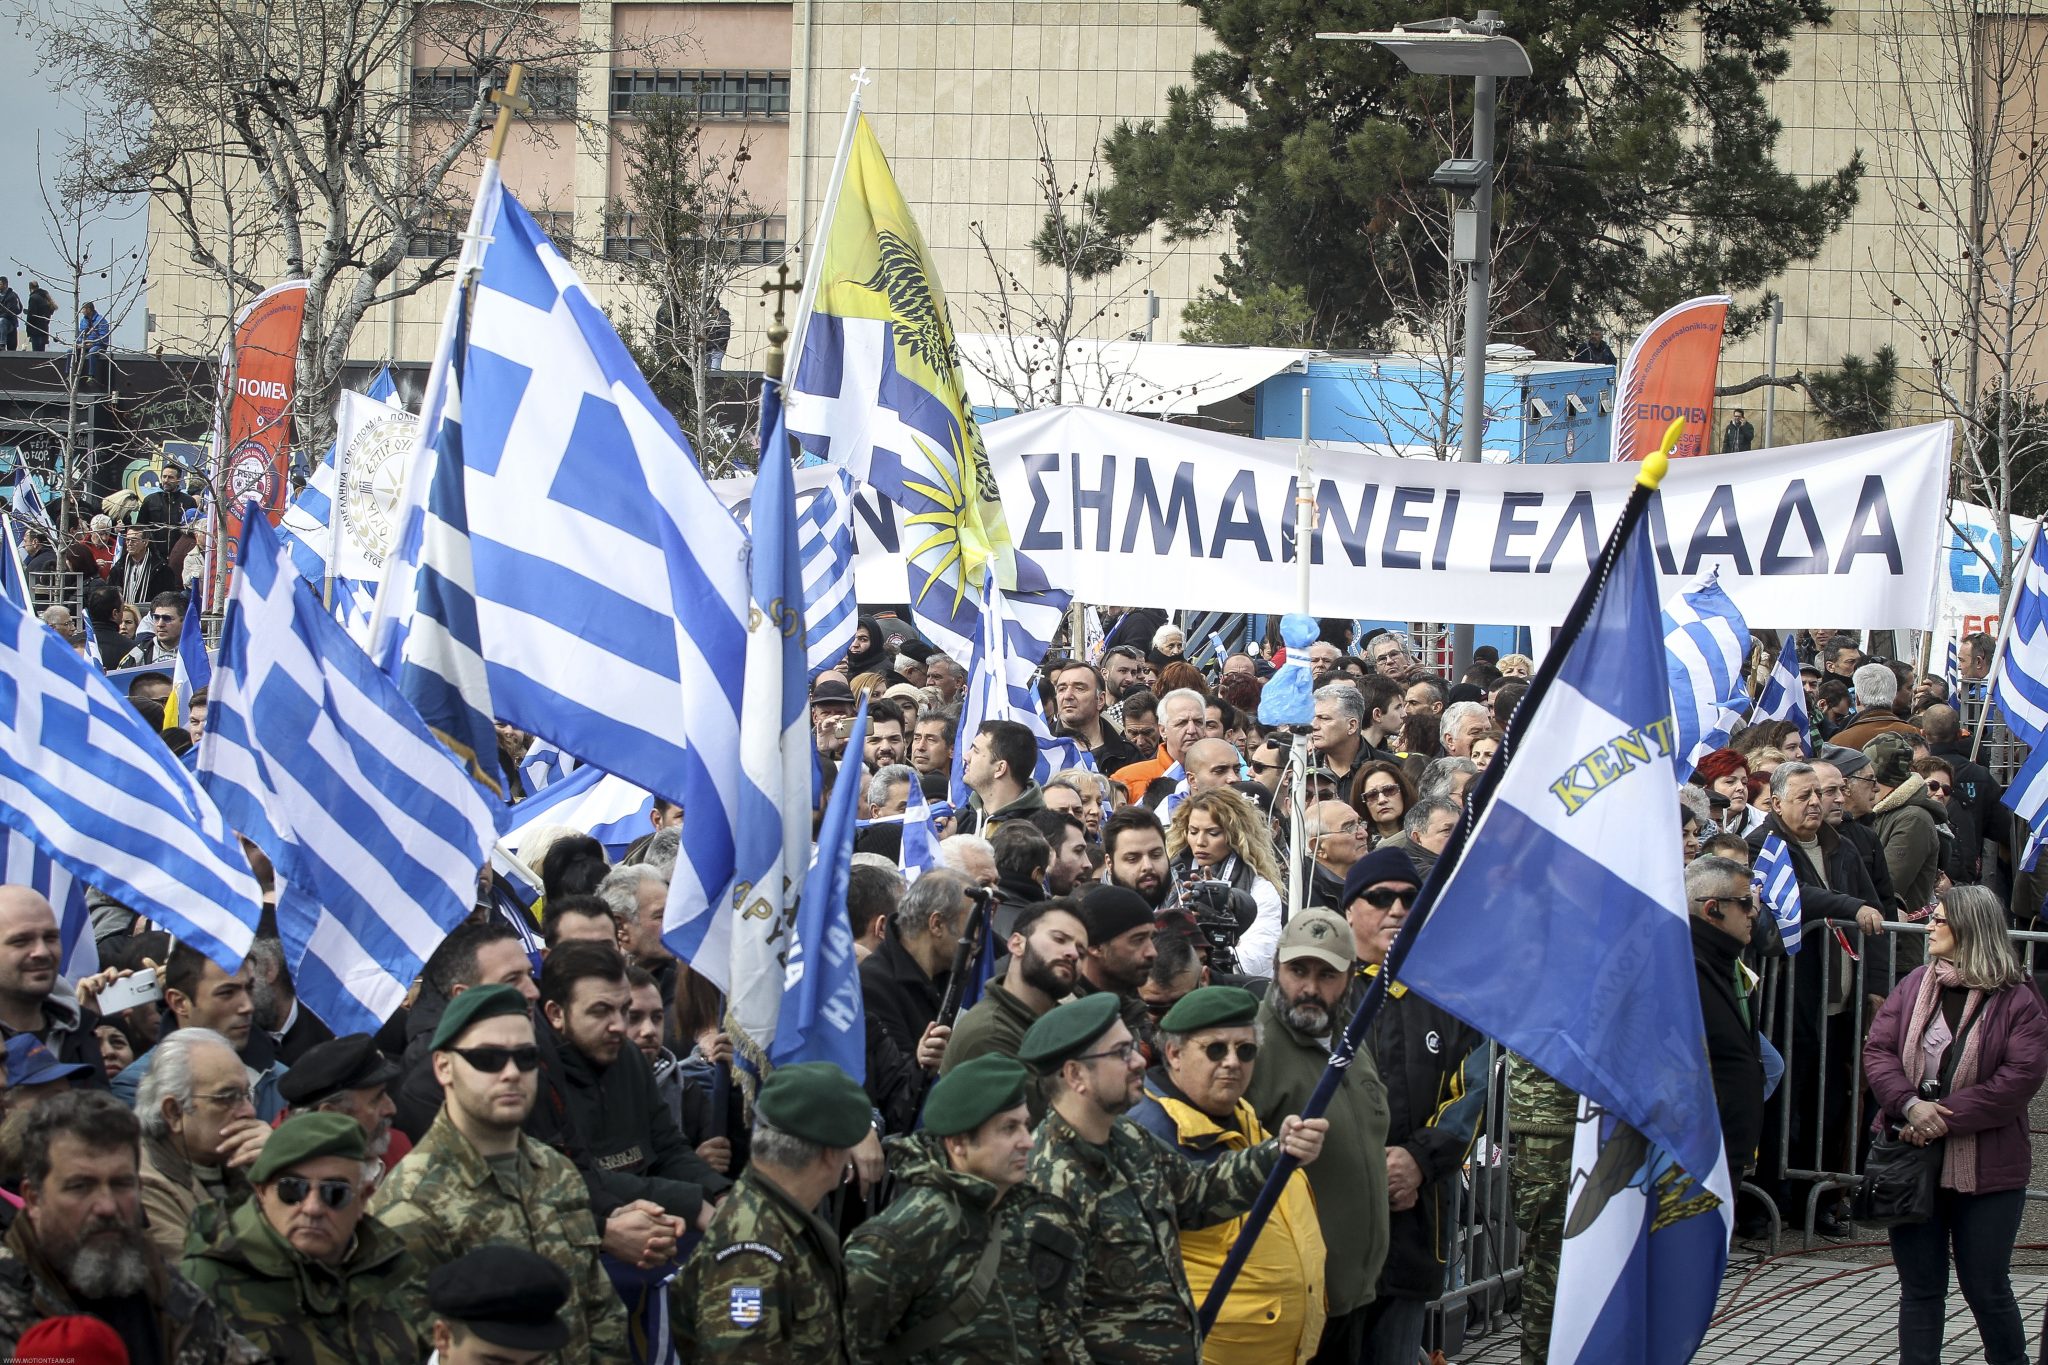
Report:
844,1057,1088,1362
368,984,628,1363
674,1061,870,1361
1129,987,1327,1365
181,1111,419,1363
1023,991,1329,1364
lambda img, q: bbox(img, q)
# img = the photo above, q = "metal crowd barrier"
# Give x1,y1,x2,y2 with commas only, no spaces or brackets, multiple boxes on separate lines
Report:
1760,916,2048,1248
1426,1042,1523,1354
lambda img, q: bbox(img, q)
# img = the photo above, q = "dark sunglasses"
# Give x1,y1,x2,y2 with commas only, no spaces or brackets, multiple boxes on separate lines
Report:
1200,1041,1259,1064
1358,887,1415,909
274,1175,357,1210
448,1044,540,1074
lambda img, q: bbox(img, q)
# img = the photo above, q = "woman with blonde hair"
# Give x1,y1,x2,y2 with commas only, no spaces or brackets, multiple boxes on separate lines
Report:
1497,652,1533,680
1166,788,1285,971
1864,885,2048,1365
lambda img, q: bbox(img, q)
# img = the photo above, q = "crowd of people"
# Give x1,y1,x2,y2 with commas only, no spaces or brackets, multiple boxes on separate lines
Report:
9,541,2048,1365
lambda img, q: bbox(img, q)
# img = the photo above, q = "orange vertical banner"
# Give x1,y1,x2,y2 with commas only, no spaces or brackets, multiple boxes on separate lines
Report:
1610,295,1730,461
214,280,308,580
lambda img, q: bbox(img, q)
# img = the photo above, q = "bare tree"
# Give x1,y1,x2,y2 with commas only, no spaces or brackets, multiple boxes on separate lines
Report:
1861,0,2048,601
25,0,623,446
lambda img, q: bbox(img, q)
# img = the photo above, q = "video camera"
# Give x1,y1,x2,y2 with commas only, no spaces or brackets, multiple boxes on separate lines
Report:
1161,878,1259,975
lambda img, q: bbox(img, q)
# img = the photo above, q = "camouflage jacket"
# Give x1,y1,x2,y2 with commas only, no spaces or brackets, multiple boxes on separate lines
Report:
843,1133,1088,1364
1506,1053,1579,1137
179,1196,418,1365
0,1206,261,1365
367,1110,627,1364
1025,1106,1278,1365
673,1166,847,1363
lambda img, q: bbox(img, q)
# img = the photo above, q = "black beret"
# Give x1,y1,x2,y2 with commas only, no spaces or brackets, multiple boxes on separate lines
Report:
426,1245,572,1351
1018,993,1122,1075
277,1033,400,1109
923,1056,1029,1137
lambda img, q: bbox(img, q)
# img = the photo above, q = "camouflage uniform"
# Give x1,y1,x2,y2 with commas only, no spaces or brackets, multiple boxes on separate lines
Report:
179,1197,419,1364
0,1207,261,1364
673,1164,848,1363
367,1110,628,1364
843,1132,1088,1363
1026,1105,1279,1365
1507,1054,1578,1365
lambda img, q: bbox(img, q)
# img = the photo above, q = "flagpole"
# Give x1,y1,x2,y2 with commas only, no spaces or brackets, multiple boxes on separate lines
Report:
783,67,870,377
1197,420,1685,1333
1288,387,1313,924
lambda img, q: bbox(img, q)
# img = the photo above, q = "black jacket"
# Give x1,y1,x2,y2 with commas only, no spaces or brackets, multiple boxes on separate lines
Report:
392,980,451,1141
1692,916,1764,1175
1084,732,1145,777
859,933,946,1060
527,1022,731,1223
1931,738,2004,884
1346,967,1484,1301
1747,816,1887,1028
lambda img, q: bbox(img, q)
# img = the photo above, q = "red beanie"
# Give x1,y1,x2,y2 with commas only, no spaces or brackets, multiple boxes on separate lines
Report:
14,1315,130,1365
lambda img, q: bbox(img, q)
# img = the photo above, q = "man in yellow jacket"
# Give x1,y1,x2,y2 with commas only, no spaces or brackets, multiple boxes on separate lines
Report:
1129,985,1327,1364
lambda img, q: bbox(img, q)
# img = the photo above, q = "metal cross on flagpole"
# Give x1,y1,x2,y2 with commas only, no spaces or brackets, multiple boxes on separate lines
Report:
760,263,803,383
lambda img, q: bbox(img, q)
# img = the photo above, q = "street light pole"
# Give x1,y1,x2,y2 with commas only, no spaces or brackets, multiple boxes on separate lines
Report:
1450,11,1501,674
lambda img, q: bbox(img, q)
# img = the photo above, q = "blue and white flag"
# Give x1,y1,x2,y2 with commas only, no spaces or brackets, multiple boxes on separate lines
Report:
1753,830,1804,953
519,738,581,794
1083,605,1106,663
795,468,859,679
280,367,400,643
1751,631,1810,756
374,162,753,960
200,512,501,1036
1396,475,1730,1365
771,696,866,1080
900,775,940,881
500,763,654,863
0,514,28,609
1945,635,1961,701
0,828,94,978
0,591,262,971
1994,524,2048,747
697,374,813,1074
11,478,55,536
1661,570,1751,780
163,582,210,732
948,577,1070,809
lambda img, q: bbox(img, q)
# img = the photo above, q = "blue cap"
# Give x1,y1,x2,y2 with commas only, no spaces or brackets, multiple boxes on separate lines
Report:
4,1033,95,1089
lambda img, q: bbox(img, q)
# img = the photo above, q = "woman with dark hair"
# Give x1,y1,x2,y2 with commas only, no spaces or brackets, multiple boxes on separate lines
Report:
540,833,609,901
843,614,888,677
1865,886,2048,1365
1398,710,1442,762
1353,759,1417,846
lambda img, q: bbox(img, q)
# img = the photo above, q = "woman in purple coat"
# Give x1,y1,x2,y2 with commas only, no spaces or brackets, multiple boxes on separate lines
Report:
1864,885,2048,1365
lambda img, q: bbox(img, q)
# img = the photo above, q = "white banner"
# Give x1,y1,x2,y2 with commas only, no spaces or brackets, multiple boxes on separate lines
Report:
1937,499,2038,641
717,408,1952,629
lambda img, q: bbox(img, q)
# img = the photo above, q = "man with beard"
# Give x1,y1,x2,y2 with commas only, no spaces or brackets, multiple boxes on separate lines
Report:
1051,660,1143,775
278,1034,408,1173
1073,884,1160,1056
245,934,334,1067
942,900,1088,1105
1104,806,1173,911
370,984,629,1361
1248,909,1392,1364
0,1090,259,1362
1022,994,1328,1365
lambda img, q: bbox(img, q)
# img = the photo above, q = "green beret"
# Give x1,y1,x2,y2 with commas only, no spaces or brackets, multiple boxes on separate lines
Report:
755,1063,872,1148
249,1111,367,1183
1017,993,1121,1075
431,983,531,1052
923,1056,1030,1137
1158,985,1259,1035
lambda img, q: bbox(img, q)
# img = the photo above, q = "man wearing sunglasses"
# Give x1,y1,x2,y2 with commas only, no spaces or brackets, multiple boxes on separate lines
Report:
1336,848,1484,1365
1687,855,1767,1186
371,984,629,1363
181,1111,419,1363
1128,986,1328,1364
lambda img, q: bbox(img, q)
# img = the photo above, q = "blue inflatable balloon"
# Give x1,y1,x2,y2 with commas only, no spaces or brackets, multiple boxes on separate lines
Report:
1258,613,1319,725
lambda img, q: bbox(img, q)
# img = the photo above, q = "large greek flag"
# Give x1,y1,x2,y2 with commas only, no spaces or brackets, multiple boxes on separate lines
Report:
1995,527,2048,867
1751,631,1810,755
1662,570,1750,780
1397,472,1729,1364
374,162,752,946
501,763,653,863
200,514,501,1035
0,591,262,971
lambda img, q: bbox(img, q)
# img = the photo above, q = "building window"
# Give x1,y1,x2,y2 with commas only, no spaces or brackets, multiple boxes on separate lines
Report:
412,68,579,118
603,214,787,264
609,70,791,118
410,210,576,258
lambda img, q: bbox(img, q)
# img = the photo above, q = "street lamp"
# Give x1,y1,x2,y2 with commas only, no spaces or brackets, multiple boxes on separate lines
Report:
1318,13,1530,672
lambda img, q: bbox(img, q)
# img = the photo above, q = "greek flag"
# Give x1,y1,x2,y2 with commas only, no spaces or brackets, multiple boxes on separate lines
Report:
11,478,54,536
947,578,1070,810
676,374,812,1077
280,367,398,642
163,582,210,732
1662,570,1751,780
1753,831,1804,953
900,776,940,881
0,829,94,977
1751,631,1810,756
772,697,866,1079
1397,473,1729,1365
796,468,858,679
200,513,502,1035
373,163,752,961
501,763,654,863
0,590,262,972
519,738,581,794
1994,527,2048,868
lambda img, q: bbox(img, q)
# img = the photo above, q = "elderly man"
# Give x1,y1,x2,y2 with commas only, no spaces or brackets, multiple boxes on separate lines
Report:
846,1057,1088,1361
1367,631,1420,682
1114,687,1208,805
1248,909,1392,1363
1686,856,1765,1178
1438,700,1491,758
1833,662,1920,749
1308,684,1373,806
1023,993,1328,1364
1130,988,1328,1364
1304,800,1365,910
1306,640,1342,683
370,984,629,1361
181,1112,418,1363
865,763,917,819
599,862,672,973
861,868,976,1067
676,1063,873,1360
277,1033,403,1169
136,1027,272,1259
0,1092,256,1361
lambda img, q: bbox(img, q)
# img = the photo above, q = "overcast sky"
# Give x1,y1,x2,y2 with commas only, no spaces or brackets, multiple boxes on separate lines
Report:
0,36,150,347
